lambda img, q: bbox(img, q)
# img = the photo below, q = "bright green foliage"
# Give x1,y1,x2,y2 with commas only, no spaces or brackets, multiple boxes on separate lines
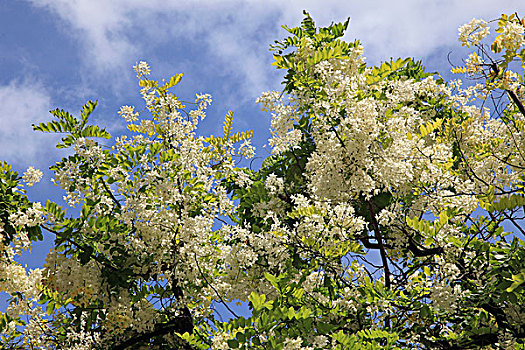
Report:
33,100,110,148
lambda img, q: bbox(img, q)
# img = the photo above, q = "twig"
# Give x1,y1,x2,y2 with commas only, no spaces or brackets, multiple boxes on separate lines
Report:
193,253,240,319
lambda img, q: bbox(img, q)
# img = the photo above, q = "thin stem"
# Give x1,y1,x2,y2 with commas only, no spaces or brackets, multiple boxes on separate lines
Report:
193,253,240,319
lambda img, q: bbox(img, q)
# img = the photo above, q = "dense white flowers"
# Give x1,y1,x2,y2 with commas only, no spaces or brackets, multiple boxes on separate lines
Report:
9,202,44,228
257,91,302,154
500,70,520,90
22,166,42,187
133,60,151,77
118,105,139,123
238,139,255,158
458,18,490,47
465,52,483,74
431,283,460,312
283,337,303,350
265,173,284,194
497,19,525,51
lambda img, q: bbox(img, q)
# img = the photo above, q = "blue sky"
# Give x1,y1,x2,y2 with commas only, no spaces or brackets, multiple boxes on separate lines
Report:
1,0,524,269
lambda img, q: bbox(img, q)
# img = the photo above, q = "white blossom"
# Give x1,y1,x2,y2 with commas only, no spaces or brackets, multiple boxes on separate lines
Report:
133,61,151,78
22,166,42,187
118,105,139,123
458,18,490,47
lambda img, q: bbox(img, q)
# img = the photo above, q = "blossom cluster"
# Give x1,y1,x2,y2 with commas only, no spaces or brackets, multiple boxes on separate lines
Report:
458,18,490,47
22,166,43,187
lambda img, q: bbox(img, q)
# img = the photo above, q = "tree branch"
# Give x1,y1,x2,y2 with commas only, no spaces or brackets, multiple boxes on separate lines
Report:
491,62,525,118
367,200,390,290
112,319,196,350
406,236,444,257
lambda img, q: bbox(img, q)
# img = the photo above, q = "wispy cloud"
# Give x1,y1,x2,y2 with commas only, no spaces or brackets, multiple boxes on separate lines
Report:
27,0,524,97
29,0,137,71
27,0,283,97
277,0,524,64
0,79,55,168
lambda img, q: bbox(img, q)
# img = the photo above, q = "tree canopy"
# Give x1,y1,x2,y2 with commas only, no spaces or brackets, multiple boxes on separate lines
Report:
1,11,525,350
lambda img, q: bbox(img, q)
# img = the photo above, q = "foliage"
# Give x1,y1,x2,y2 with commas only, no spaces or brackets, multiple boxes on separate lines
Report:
1,10,525,350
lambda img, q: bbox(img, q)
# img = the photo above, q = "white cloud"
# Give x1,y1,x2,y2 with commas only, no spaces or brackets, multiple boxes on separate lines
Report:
26,1,277,97
29,0,137,70
27,0,525,98
0,80,55,168
277,0,524,64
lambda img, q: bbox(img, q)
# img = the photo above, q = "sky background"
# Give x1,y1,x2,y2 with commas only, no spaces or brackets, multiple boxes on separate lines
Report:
1,0,524,269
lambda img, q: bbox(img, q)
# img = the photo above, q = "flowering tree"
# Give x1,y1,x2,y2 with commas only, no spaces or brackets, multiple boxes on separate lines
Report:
1,11,525,350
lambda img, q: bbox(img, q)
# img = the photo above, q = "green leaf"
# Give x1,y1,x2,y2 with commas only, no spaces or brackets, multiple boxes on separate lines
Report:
249,292,266,311
227,339,239,348
46,301,55,315
506,271,525,292
420,304,431,318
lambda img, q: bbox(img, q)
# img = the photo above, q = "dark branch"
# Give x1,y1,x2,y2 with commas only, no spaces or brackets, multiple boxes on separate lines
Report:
367,200,391,290
111,317,196,350
406,237,444,257
491,62,525,118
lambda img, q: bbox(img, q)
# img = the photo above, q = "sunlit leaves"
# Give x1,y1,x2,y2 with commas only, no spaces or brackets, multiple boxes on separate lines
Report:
33,100,110,148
